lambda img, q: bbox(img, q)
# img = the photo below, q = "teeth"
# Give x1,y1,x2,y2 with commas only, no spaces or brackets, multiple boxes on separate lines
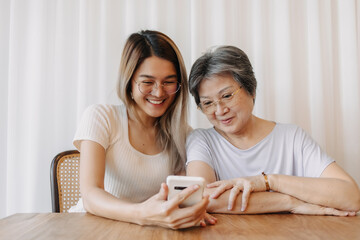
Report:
148,99,164,104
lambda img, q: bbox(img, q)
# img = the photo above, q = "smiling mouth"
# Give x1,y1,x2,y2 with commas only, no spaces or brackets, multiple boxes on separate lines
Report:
147,99,166,105
220,117,233,124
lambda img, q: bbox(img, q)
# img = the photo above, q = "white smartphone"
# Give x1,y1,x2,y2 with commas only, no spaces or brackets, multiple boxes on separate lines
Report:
166,175,205,208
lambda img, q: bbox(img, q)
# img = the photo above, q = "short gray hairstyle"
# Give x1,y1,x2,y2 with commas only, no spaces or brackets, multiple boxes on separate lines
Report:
189,46,257,105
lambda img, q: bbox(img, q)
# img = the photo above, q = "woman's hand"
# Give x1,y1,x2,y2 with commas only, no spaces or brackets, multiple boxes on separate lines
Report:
207,175,267,211
290,198,356,216
204,212,217,225
137,183,210,229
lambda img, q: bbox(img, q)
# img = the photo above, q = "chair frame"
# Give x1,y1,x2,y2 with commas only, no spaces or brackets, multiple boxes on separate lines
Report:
50,150,80,212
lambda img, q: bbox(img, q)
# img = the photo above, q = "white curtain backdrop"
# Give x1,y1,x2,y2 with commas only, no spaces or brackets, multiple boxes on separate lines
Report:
1,0,359,218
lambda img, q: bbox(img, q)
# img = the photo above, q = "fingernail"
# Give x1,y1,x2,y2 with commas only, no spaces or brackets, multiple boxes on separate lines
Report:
210,194,216,199
241,206,245,212
227,205,232,210
193,184,199,190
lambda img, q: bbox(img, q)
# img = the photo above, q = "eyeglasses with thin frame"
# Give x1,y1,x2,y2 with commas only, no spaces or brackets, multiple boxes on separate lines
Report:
134,80,181,95
198,87,242,114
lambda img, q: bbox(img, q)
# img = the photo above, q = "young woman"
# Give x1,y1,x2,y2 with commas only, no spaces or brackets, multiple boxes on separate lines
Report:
186,45,360,216
69,30,215,229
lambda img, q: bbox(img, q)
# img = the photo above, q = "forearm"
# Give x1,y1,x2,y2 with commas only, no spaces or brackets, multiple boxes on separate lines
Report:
205,188,293,214
82,187,142,224
269,175,360,211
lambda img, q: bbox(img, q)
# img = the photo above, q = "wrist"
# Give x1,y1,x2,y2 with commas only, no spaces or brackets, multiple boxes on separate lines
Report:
287,194,302,212
132,203,146,226
261,172,270,191
267,174,277,192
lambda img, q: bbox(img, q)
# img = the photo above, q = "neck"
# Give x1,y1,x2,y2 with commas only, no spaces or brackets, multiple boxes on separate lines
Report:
216,115,257,141
215,116,275,150
129,107,157,128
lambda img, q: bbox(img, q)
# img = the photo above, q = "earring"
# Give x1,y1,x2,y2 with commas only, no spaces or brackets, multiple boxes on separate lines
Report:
130,92,134,100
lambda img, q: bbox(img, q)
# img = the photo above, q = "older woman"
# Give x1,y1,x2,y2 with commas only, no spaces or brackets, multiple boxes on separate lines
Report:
186,46,360,216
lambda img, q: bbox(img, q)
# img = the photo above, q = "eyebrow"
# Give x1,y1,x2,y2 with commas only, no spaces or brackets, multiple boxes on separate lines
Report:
138,74,177,80
199,86,234,99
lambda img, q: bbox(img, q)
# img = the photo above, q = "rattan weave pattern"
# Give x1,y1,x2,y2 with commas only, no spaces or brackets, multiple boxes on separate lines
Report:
56,153,81,212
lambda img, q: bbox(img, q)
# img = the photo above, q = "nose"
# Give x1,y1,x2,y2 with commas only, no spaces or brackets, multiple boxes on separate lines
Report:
151,83,165,97
214,101,229,115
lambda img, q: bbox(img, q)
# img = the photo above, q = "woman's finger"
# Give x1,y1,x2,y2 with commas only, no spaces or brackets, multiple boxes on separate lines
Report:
348,212,356,216
228,185,241,210
207,181,224,188
171,211,207,229
241,184,252,211
210,183,233,199
322,207,352,217
167,196,209,228
155,183,168,201
204,212,217,225
166,184,200,209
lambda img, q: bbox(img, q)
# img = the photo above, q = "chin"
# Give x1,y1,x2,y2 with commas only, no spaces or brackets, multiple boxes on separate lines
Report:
216,124,237,134
145,109,168,118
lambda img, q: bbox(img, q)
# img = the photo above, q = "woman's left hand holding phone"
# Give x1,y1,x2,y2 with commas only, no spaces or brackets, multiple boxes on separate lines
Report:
136,183,211,229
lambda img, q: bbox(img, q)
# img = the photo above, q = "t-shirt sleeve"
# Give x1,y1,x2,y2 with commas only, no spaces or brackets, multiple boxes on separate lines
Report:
73,104,112,151
186,129,215,169
295,127,335,177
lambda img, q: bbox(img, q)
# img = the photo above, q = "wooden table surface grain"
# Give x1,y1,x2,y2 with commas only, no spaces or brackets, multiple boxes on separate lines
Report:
1,213,359,240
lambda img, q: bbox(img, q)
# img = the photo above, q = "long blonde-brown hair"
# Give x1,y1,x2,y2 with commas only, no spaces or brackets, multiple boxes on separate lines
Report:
117,30,189,173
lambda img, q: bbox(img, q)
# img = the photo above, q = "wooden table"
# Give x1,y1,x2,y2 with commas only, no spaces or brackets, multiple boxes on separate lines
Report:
1,213,359,239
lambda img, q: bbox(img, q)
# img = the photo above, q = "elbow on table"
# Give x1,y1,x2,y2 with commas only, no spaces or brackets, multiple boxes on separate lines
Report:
351,191,360,212
345,188,360,212
81,196,95,214
81,191,99,215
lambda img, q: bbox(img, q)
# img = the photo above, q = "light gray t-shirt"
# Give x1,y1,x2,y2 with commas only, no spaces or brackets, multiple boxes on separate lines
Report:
186,123,334,180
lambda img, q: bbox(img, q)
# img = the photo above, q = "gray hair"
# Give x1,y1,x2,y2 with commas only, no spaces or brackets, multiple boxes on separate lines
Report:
189,46,257,105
